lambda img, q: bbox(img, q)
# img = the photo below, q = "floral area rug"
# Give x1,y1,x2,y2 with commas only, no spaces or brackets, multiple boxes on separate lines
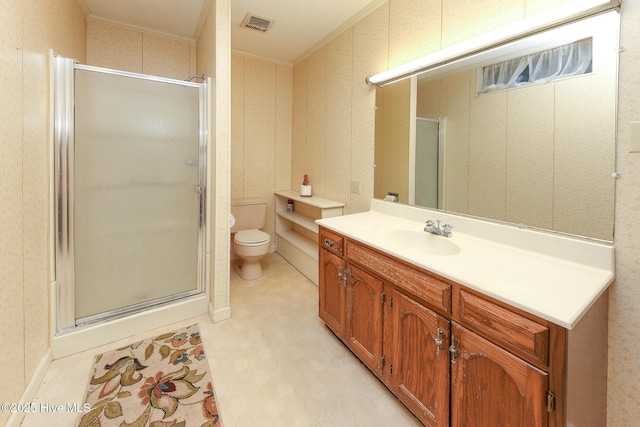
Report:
76,324,222,427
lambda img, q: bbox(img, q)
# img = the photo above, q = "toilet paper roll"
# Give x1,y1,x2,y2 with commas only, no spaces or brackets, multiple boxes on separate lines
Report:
229,214,236,228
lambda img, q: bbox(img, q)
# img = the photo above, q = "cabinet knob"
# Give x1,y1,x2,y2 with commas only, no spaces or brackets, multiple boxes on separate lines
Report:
449,345,459,364
435,337,443,355
434,327,445,355
324,239,334,247
450,335,459,364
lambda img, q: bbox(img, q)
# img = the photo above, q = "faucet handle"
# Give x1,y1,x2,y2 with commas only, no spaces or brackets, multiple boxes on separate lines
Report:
424,220,434,232
443,224,452,233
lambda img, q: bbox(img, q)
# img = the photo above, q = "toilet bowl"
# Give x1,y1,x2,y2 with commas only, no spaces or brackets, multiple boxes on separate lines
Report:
233,229,270,280
231,198,271,280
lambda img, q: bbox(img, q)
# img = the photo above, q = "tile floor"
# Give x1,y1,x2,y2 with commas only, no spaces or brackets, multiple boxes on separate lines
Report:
22,252,421,426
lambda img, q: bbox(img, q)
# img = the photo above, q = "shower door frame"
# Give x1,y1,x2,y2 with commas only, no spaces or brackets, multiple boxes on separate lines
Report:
54,57,209,334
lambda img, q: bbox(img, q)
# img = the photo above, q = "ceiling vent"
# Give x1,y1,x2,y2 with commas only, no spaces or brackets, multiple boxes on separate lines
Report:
241,13,273,33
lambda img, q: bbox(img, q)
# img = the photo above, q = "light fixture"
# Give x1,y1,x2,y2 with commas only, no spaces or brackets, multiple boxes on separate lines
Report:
366,0,620,86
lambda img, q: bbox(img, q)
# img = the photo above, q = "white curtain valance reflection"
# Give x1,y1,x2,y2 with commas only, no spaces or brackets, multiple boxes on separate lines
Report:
478,38,593,94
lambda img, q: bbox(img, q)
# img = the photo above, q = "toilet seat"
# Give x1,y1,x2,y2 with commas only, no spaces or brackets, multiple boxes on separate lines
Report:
234,229,270,246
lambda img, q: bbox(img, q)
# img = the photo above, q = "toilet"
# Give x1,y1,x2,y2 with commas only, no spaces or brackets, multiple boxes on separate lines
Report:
230,198,271,280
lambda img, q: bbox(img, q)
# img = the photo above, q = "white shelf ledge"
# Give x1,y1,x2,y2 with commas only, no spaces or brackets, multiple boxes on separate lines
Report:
275,190,345,210
276,210,318,233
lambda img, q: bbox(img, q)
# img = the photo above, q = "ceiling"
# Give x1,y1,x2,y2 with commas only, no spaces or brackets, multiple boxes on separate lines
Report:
81,0,382,63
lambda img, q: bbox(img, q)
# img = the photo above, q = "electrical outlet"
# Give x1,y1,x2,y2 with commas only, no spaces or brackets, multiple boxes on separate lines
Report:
350,180,361,194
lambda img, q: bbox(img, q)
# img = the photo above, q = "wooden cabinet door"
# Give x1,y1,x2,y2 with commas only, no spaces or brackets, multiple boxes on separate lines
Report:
319,249,346,338
451,322,549,427
389,289,450,427
345,264,384,375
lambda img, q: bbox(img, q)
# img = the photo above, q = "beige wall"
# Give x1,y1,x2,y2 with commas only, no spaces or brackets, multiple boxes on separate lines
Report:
231,54,293,240
197,0,233,318
0,0,86,423
292,6,390,214
609,0,640,423
290,0,640,424
86,20,196,80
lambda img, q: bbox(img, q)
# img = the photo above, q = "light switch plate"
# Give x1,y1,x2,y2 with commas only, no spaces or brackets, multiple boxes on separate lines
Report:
629,121,640,153
350,180,361,194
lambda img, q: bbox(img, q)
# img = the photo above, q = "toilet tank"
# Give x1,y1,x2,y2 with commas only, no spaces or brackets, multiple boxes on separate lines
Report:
231,198,267,232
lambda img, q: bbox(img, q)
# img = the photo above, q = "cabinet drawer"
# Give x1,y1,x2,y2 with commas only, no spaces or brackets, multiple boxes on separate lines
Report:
319,228,344,256
346,241,451,313
457,290,549,366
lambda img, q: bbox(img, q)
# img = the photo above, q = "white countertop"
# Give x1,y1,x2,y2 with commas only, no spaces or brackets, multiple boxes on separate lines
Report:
316,199,615,329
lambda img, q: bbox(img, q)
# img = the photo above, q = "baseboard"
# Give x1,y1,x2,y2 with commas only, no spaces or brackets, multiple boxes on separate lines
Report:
6,350,52,427
209,303,231,323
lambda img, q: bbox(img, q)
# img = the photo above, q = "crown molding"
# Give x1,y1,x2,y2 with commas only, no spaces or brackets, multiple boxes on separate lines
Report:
87,14,197,44
231,49,293,67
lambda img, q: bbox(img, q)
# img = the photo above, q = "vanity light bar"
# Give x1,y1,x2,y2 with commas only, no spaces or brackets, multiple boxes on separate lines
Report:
365,0,620,87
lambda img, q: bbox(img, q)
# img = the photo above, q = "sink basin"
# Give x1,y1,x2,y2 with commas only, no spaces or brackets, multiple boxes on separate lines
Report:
383,230,461,256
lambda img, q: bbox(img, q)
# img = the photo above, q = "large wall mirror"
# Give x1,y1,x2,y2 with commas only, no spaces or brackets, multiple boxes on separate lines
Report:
374,11,619,242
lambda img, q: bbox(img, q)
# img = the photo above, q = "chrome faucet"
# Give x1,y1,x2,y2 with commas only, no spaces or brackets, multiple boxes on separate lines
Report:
424,220,453,238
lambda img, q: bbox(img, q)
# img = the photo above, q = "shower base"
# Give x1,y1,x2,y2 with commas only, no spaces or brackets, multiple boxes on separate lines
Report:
50,282,208,359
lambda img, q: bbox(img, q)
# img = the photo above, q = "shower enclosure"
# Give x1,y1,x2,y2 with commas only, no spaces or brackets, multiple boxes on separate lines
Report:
412,117,441,209
54,57,208,338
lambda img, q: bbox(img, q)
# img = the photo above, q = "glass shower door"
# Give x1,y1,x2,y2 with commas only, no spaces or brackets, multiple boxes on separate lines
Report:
73,67,203,322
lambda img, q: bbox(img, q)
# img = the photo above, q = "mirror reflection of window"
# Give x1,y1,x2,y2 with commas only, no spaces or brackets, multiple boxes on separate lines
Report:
479,38,593,94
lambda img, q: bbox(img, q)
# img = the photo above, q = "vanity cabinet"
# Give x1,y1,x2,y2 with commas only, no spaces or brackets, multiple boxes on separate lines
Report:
318,226,608,427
